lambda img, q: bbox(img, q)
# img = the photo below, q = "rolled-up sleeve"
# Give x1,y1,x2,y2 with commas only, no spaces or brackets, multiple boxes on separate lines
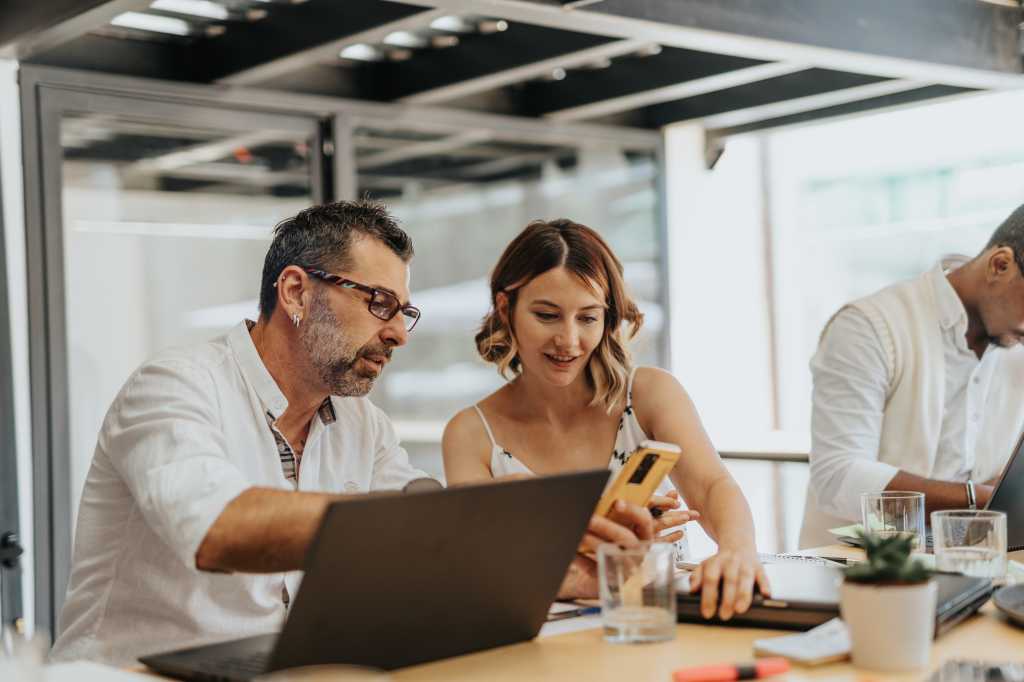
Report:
367,406,433,491
100,360,251,569
809,308,899,521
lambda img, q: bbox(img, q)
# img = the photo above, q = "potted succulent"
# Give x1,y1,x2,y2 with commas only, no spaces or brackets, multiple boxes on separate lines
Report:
839,531,936,672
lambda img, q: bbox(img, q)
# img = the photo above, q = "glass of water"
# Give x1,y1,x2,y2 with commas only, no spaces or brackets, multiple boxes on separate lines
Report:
931,510,1007,579
597,542,676,644
861,491,926,550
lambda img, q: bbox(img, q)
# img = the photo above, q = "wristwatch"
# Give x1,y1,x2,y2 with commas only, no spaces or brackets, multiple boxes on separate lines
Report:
965,479,977,510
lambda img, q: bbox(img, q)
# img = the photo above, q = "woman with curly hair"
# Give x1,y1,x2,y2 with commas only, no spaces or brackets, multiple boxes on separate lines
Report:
443,219,767,619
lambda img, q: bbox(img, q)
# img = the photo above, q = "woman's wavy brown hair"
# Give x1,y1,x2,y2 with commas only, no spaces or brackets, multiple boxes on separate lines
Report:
475,219,644,412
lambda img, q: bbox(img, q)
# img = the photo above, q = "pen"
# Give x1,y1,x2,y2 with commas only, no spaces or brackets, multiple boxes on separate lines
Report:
672,657,789,682
546,606,600,622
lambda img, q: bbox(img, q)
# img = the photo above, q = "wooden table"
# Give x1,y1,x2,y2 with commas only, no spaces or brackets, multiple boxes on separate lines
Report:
393,546,1024,681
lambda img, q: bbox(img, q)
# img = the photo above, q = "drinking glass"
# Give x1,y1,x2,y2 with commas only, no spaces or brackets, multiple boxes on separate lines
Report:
597,542,676,644
861,491,926,550
931,510,1007,579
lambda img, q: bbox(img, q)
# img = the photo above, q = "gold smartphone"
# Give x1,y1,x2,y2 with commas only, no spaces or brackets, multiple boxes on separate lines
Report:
594,439,681,516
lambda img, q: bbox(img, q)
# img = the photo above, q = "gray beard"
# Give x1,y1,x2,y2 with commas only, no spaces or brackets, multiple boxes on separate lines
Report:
299,291,378,397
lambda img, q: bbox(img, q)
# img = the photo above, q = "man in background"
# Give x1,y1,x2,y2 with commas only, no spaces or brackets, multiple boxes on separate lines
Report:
801,203,1024,547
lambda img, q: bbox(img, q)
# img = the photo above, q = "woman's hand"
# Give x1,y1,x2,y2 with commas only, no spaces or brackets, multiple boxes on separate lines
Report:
688,546,769,621
648,490,700,543
560,501,654,598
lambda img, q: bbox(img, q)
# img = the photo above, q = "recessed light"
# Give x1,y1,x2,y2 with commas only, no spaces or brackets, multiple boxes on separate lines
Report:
340,43,383,61
110,11,192,36
477,19,509,34
384,30,426,48
545,68,567,81
429,15,472,33
149,0,228,20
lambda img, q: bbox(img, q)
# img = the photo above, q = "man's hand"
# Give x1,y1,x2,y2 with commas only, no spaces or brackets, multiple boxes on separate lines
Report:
688,547,769,621
559,501,654,599
648,490,700,544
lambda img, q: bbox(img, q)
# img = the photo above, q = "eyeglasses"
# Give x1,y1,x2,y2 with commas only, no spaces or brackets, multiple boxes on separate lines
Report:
303,268,421,332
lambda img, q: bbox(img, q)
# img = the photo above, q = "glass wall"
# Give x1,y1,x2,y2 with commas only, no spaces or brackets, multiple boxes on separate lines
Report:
351,125,667,478
59,111,319,534
767,88,1024,434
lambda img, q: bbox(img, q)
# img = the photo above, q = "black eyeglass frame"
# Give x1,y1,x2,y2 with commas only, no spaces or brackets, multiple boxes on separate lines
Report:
303,267,421,331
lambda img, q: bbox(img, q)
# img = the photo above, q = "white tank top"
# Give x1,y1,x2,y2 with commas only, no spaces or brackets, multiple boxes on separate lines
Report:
473,367,690,559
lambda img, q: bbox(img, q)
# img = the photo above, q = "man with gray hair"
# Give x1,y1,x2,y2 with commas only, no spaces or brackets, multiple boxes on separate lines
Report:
801,203,1024,548
51,200,653,666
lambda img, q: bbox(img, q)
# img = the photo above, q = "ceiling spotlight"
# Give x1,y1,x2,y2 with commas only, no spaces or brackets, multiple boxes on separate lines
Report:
204,24,226,37
110,11,192,36
245,8,268,21
150,0,228,20
544,67,567,81
340,43,383,61
430,34,460,49
633,43,662,57
429,15,472,33
387,48,414,62
384,30,427,48
477,19,508,34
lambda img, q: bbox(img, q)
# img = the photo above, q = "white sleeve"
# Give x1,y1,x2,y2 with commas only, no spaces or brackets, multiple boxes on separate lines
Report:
809,307,899,521
368,407,434,491
100,360,251,569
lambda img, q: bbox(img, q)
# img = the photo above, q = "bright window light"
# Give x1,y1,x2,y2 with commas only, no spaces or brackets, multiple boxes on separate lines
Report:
111,11,192,36
339,44,382,61
150,0,229,20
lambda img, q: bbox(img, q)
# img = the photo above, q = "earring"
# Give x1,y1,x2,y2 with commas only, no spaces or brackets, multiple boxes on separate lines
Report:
292,313,301,328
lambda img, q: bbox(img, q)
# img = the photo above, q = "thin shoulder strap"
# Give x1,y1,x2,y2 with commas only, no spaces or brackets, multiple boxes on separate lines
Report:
626,366,639,401
473,404,499,448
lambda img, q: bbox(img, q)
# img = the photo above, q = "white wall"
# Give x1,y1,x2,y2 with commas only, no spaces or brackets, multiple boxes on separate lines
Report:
0,58,34,629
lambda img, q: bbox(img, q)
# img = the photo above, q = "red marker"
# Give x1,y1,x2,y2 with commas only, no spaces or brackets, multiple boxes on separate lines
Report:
672,658,790,682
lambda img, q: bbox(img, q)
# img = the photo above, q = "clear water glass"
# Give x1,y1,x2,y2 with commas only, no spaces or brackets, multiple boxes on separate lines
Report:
861,491,926,550
931,510,1007,579
598,542,676,644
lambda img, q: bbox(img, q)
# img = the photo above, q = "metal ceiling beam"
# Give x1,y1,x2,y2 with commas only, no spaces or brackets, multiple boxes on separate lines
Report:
697,79,928,130
398,38,650,104
124,130,296,176
545,62,810,122
356,130,493,170
389,0,1024,89
0,0,148,58
23,64,662,150
217,8,450,86
711,84,975,138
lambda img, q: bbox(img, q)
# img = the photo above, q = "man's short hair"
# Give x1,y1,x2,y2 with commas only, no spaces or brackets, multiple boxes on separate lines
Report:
259,199,414,319
986,203,1024,273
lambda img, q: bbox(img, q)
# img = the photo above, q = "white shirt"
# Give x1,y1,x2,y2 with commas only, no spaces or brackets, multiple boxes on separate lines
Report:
51,321,429,667
809,260,1000,522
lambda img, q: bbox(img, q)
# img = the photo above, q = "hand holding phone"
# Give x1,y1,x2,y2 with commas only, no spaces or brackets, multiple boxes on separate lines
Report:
594,440,681,517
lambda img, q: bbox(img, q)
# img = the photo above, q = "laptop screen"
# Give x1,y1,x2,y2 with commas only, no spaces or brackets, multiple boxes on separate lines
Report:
986,428,1024,551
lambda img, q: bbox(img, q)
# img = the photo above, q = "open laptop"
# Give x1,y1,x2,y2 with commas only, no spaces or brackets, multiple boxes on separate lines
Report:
986,427,1024,552
676,563,992,634
140,469,609,680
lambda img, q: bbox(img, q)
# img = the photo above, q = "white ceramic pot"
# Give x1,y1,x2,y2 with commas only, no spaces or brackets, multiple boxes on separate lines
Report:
839,579,937,672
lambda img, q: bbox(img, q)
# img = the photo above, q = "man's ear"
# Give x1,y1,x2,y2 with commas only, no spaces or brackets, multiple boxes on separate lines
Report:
988,246,1016,282
277,265,310,321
